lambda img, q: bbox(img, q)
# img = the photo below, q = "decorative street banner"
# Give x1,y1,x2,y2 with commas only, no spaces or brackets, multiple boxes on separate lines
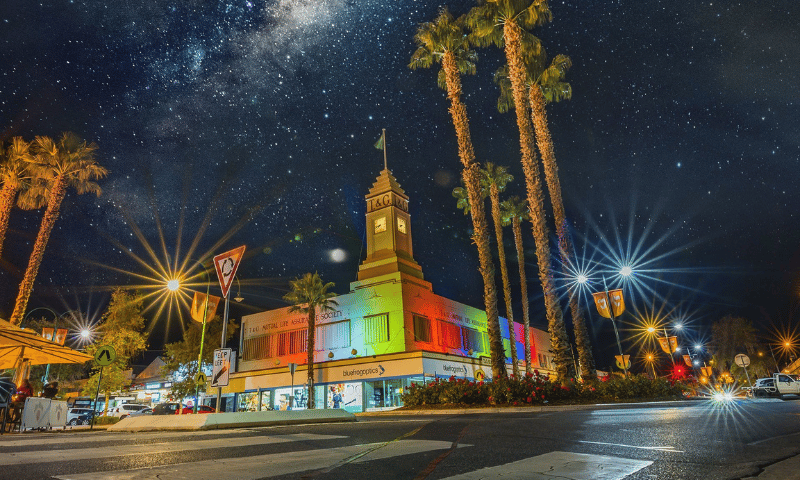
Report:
592,292,611,319
683,355,693,368
191,291,221,323
615,354,631,370
41,328,68,346
608,289,625,317
701,366,713,377
657,336,678,354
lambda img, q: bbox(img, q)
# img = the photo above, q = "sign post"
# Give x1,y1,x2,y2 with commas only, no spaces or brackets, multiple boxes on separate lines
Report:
92,345,116,430
735,353,753,389
213,245,246,413
288,362,297,409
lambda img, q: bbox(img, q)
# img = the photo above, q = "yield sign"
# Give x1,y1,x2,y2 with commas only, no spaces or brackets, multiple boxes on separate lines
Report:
214,245,245,298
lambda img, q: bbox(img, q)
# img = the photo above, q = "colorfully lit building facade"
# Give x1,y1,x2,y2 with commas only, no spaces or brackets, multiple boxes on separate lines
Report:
219,168,556,412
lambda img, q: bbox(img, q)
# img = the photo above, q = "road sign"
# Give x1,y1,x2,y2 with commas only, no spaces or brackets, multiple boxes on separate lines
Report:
735,354,751,368
213,246,246,299
195,372,207,385
94,345,116,367
211,348,232,387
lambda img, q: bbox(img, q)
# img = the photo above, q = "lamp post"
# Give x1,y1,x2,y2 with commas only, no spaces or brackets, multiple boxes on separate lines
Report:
601,276,627,376
168,262,211,415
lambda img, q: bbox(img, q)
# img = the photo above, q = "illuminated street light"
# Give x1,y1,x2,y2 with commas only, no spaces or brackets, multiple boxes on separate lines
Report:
167,279,180,292
695,344,702,351
647,326,656,334
619,266,633,277
576,274,588,284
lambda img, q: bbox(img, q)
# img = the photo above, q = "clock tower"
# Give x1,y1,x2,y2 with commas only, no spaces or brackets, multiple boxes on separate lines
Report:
354,168,429,290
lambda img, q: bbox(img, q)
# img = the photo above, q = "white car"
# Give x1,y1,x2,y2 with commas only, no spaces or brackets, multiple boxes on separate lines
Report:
66,408,95,425
111,404,149,417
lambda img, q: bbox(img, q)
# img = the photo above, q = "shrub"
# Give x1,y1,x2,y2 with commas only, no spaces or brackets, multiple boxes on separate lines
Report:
400,373,686,407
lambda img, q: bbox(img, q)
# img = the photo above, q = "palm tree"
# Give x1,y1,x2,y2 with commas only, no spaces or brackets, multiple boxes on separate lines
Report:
481,163,519,377
501,196,534,374
10,132,107,325
468,0,574,380
411,8,506,380
0,137,33,259
496,55,596,380
283,272,338,409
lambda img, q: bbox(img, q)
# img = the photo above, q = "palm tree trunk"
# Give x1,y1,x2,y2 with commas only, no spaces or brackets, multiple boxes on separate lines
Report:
307,308,315,409
503,22,573,381
10,177,67,325
442,51,506,380
0,184,18,259
489,184,519,377
512,217,533,374
529,85,596,381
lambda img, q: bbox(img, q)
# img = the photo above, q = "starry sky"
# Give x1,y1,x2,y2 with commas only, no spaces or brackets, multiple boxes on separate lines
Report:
1,0,798,366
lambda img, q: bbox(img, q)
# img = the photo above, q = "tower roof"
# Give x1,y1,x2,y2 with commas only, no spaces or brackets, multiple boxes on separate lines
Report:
366,168,407,199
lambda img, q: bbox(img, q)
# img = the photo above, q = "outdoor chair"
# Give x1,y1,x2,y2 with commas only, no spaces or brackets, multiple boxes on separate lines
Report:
0,377,15,434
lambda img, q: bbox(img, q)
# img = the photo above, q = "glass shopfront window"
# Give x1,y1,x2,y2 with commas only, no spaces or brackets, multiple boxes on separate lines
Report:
259,390,272,411
274,386,308,410
238,392,259,412
325,382,362,413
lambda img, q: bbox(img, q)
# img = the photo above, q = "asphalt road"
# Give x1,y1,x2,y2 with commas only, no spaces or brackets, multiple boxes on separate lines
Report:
2,398,800,480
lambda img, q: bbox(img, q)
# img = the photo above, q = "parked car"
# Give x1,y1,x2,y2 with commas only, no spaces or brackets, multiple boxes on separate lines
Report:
751,377,777,397
67,408,95,426
120,407,152,419
177,405,215,415
111,403,149,417
151,402,182,415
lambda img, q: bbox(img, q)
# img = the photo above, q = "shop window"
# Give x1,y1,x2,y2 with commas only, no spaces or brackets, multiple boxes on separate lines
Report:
243,334,270,361
461,327,484,354
238,392,258,412
413,315,431,343
364,314,389,344
440,321,461,349
315,320,351,350
259,391,272,411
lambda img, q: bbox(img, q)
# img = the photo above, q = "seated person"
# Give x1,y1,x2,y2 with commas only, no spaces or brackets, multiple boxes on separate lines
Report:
12,379,32,403
41,381,58,399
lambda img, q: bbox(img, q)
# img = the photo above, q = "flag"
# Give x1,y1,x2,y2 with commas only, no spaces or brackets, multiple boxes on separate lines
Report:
657,336,678,354
592,292,611,318
608,289,625,316
191,291,221,323
701,366,713,377
374,132,384,150
683,355,693,368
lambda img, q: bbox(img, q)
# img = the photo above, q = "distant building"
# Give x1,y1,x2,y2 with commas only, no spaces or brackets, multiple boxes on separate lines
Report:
219,168,555,412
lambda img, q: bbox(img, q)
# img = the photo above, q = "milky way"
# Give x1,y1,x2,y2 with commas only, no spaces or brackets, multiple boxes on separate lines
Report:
0,0,797,359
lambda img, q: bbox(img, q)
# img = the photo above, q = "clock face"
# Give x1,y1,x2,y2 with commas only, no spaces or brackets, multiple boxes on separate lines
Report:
374,216,387,233
397,217,406,234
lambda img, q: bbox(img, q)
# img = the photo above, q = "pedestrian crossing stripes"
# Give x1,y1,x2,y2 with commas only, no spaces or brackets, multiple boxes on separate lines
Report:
0,430,652,480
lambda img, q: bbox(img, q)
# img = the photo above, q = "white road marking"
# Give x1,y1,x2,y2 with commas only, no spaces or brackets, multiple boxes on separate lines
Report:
1,433,346,466
577,440,683,452
0,428,255,448
438,451,652,480
53,440,459,480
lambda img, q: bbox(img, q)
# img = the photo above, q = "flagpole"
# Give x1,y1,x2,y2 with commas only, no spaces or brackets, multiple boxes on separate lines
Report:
603,276,627,376
382,128,387,171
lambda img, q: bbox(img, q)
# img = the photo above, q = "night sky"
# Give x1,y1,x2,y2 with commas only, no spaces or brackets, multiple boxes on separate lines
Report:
1,1,798,368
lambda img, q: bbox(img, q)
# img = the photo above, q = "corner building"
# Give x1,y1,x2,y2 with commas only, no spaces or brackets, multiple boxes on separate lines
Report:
221,168,556,412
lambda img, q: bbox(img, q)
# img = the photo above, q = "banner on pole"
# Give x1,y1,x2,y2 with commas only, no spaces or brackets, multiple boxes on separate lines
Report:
191,292,221,323
657,336,678,354
41,328,68,346
608,289,625,316
683,355,693,368
592,292,611,319
615,354,631,370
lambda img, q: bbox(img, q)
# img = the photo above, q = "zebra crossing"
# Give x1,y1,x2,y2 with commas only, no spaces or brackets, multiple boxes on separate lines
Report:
0,430,654,480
